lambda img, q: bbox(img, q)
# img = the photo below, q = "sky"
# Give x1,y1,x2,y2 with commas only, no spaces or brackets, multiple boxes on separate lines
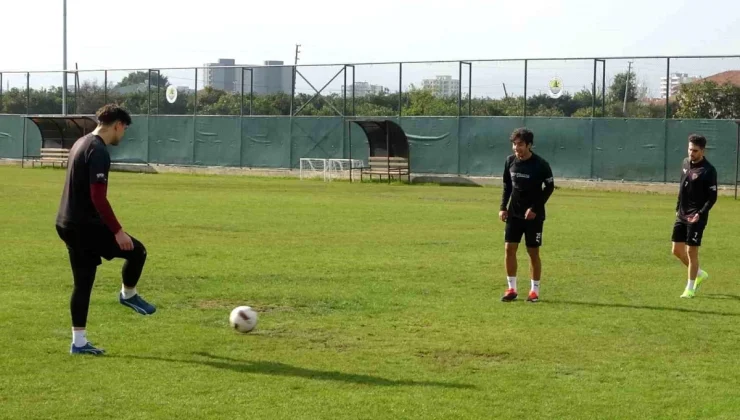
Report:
2,0,740,98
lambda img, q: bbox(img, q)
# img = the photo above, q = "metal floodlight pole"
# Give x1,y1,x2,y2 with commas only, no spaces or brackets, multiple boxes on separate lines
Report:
62,0,67,115
104,70,108,104
249,69,253,116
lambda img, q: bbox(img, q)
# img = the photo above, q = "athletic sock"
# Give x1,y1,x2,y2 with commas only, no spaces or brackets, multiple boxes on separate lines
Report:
531,280,540,294
686,279,696,291
72,329,87,347
121,286,137,299
507,276,517,291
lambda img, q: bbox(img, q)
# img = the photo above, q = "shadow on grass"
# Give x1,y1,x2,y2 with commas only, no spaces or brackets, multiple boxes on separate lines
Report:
547,300,740,317
117,352,476,389
704,294,740,302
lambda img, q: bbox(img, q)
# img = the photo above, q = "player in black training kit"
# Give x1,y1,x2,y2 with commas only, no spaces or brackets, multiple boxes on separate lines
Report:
499,128,555,303
672,134,717,299
56,104,156,355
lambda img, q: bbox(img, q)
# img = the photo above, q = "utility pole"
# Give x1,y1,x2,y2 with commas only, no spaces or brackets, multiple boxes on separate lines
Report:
623,61,633,114
290,44,301,116
293,44,301,92
63,0,67,115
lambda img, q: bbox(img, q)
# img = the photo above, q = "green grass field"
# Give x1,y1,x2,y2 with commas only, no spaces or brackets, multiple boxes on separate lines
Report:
2,165,740,420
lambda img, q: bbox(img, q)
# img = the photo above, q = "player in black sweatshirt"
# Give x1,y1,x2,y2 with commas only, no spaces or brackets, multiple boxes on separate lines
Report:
499,128,555,303
672,134,717,299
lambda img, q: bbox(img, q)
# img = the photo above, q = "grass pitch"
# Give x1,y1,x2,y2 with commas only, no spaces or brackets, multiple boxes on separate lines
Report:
1,166,740,420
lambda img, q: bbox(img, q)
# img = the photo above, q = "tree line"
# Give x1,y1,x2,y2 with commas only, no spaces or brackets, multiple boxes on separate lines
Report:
1,70,738,119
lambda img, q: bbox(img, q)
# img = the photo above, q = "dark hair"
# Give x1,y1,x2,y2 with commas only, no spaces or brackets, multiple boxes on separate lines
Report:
96,104,132,126
510,128,534,145
688,134,707,149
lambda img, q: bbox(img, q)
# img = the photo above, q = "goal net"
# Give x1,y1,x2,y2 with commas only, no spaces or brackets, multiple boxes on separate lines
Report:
299,158,329,180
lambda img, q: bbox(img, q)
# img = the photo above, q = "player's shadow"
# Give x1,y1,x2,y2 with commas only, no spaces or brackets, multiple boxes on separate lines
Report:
119,352,476,389
704,294,740,302
547,300,740,317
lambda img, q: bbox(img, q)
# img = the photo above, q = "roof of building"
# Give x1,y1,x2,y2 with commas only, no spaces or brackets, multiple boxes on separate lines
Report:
696,70,740,86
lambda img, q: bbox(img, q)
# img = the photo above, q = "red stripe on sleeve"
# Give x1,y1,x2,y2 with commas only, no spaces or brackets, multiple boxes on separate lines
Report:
90,183,122,234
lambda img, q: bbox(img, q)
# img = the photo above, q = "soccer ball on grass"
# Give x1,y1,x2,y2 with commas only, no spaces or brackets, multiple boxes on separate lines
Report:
229,306,258,333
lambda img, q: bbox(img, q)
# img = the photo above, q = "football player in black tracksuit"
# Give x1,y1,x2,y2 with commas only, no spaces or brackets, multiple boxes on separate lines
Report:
672,134,717,299
499,128,555,303
56,104,156,355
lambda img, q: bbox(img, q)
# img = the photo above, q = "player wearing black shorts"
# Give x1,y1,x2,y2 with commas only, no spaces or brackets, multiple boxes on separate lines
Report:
56,104,156,355
672,134,717,299
499,128,555,303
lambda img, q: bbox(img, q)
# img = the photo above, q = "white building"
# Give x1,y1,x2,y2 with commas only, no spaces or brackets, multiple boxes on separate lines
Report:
341,82,389,97
659,73,700,98
421,75,460,98
204,59,293,95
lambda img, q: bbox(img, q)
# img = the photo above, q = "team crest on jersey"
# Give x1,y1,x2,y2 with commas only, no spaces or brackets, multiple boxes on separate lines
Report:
691,172,699,180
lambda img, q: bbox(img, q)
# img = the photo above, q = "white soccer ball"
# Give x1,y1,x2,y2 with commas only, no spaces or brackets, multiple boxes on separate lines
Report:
229,306,258,333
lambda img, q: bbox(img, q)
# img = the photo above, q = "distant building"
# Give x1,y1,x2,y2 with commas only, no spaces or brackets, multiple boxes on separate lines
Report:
659,73,699,98
341,82,389,97
204,58,292,94
421,75,460,98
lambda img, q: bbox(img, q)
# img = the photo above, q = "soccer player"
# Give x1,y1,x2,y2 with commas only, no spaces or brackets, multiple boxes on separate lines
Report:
672,134,717,299
499,128,555,303
56,104,156,355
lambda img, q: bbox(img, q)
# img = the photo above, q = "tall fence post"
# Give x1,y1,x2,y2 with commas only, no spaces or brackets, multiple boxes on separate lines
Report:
343,65,347,162
22,72,30,167
664,57,671,183
193,68,198,166
398,62,403,119
240,67,245,168
601,60,606,117
523,59,528,118
735,120,739,200
146,70,152,164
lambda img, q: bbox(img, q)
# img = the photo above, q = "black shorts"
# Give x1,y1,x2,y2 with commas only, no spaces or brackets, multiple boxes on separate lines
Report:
671,219,707,247
505,217,544,248
56,224,144,267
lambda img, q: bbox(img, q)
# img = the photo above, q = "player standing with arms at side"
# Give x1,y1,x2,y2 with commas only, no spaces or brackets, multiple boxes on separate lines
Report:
56,104,156,355
499,128,555,303
672,134,717,299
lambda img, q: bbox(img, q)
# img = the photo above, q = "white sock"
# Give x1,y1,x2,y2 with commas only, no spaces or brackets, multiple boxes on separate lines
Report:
531,280,540,294
121,286,137,299
72,329,87,347
507,276,517,291
686,279,696,291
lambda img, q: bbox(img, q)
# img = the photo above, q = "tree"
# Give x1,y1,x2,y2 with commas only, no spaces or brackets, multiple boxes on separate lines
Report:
117,71,170,88
674,80,740,119
608,71,638,104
